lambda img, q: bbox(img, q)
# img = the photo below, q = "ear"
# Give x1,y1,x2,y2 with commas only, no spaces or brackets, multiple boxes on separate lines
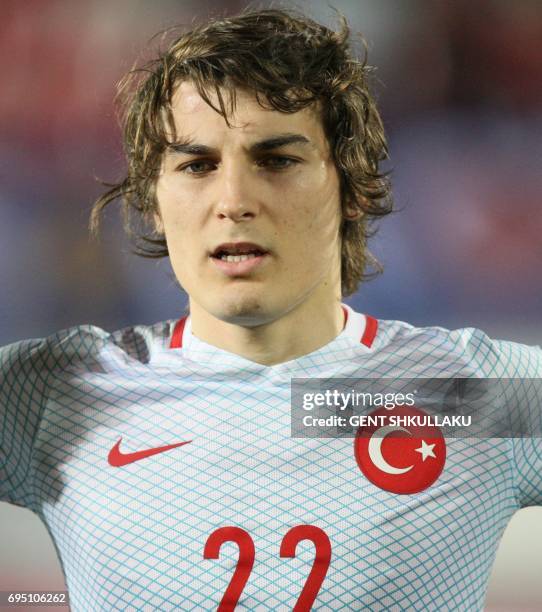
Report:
343,205,363,221
343,194,369,221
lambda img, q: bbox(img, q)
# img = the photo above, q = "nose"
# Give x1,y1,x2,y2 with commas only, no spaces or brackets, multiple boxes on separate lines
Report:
214,161,259,222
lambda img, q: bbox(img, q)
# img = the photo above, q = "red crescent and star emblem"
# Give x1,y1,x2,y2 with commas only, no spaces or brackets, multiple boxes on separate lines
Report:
354,405,446,494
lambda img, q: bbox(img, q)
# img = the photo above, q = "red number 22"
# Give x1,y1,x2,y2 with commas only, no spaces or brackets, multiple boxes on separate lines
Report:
204,525,331,611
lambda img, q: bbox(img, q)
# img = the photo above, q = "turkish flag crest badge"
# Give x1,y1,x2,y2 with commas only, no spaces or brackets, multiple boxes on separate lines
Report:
354,405,446,494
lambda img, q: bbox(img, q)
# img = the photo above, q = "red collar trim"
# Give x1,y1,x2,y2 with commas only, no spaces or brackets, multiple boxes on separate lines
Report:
360,314,378,348
170,316,187,349
170,307,377,349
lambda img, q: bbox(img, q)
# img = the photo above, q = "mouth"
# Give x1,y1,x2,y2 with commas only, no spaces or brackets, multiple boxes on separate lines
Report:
209,242,270,277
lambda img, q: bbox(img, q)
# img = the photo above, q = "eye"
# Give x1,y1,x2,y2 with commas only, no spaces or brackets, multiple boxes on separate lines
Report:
177,160,217,175
259,156,299,170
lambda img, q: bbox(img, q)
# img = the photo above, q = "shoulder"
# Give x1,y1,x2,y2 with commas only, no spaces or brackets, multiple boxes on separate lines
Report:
372,317,542,377
0,320,176,378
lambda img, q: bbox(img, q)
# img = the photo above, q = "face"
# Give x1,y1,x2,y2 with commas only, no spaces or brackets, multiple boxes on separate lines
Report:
155,81,343,326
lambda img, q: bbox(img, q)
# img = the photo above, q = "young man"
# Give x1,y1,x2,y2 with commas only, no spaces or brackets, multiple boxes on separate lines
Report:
1,9,541,611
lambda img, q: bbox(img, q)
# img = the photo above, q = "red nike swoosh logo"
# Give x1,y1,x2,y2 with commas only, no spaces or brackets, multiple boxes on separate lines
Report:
108,437,192,467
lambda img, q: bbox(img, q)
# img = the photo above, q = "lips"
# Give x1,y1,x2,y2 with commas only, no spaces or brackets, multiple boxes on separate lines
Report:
210,242,269,258
209,242,270,277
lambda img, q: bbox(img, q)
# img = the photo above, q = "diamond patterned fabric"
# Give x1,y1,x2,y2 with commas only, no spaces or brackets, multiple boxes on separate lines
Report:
1,304,541,611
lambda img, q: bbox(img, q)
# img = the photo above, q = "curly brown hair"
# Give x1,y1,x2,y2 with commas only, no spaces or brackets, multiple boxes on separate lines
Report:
90,7,393,297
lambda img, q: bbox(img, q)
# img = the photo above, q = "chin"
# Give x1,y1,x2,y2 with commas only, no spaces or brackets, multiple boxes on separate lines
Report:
212,291,274,327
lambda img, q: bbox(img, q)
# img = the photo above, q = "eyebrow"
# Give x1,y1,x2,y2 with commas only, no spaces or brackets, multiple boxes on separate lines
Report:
167,133,313,156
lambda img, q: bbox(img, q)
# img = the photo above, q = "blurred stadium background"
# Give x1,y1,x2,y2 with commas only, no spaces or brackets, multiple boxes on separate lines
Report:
1,0,541,610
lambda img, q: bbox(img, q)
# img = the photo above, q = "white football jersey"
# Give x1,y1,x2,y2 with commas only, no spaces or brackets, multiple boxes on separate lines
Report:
1,304,541,611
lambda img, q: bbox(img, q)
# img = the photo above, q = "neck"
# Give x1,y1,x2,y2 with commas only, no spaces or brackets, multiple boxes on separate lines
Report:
188,296,345,366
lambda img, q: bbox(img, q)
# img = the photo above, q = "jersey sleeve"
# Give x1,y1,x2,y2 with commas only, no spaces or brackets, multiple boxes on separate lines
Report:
0,337,50,509
489,337,542,508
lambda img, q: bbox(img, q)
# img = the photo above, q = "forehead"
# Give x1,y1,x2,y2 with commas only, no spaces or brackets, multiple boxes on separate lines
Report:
167,81,326,143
